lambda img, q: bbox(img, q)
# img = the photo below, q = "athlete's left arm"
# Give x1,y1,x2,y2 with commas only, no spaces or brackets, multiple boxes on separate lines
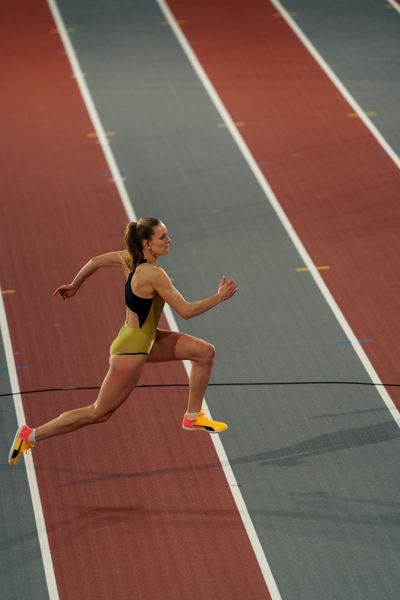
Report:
54,250,128,300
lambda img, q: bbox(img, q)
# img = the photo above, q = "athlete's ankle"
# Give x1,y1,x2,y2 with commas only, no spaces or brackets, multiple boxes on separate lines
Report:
184,411,200,420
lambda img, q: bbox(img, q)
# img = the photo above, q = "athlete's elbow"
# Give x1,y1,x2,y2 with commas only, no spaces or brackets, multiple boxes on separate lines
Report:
179,306,195,320
89,256,102,271
180,310,193,320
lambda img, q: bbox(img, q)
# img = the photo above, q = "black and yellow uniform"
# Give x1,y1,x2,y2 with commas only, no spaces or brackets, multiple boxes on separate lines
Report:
110,260,164,356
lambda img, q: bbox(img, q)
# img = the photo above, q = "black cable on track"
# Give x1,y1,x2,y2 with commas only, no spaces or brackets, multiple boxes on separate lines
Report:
1,379,400,398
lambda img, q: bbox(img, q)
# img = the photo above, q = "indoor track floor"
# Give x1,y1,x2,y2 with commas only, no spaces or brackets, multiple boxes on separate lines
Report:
1,1,400,599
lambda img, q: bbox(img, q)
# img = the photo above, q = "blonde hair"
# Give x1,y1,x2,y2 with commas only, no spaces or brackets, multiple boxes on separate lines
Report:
124,217,161,271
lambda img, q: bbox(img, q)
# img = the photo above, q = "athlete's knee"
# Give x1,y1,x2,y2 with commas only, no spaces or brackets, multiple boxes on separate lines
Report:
95,411,113,423
89,404,114,424
197,342,216,365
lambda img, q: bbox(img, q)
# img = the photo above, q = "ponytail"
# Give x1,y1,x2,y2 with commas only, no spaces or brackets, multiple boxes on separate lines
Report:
124,217,161,271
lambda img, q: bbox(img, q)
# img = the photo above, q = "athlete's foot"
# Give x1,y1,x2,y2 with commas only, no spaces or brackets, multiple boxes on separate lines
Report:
8,425,35,465
182,411,228,433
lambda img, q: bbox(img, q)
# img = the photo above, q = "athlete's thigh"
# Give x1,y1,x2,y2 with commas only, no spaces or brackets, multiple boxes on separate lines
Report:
148,329,211,363
94,354,146,414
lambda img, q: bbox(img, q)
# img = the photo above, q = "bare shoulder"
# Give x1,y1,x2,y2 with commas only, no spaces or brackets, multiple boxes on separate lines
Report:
139,263,168,279
137,264,171,287
151,265,171,281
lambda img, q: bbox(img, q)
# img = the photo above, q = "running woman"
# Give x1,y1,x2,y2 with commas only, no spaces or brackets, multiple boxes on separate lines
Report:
9,217,237,464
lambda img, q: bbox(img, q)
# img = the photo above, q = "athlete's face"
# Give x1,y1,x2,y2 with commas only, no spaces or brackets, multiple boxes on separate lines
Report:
147,223,171,257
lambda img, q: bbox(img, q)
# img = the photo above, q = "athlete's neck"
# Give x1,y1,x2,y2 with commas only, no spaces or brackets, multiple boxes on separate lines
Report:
143,252,158,265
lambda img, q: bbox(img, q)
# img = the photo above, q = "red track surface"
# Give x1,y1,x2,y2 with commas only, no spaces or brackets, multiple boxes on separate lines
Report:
167,0,400,404
1,2,270,599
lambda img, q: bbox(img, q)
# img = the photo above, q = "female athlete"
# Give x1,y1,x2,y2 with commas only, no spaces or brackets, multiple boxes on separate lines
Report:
9,217,237,464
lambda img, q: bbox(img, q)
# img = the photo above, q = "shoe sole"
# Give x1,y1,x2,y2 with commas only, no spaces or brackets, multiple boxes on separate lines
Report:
182,425,228,434
8,425,25,465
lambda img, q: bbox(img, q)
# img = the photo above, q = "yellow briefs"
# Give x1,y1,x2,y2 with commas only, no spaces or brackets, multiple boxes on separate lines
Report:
110,294,164,356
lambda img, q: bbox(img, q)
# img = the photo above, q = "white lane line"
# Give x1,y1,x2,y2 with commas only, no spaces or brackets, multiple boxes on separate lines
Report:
156,2,400,425
0,290,60,600
47,0,281,598
157,0,400,420
386,0,400,15
46,2,133,220
45,0,400,598
155,0,400,431
270,0,400,168
163,308,283,599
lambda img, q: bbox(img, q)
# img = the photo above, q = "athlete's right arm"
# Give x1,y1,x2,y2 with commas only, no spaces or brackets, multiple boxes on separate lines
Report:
150,267,237,319
54,250,128,300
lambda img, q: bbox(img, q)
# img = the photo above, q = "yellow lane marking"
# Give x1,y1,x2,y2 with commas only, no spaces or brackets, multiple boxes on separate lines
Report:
217,122,245,128
348,111,377,118
87,131,116,139
296,266,330,272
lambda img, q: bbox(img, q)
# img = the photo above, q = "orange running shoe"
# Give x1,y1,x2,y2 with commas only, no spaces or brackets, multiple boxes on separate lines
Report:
182,411,228,433
8,425,35,465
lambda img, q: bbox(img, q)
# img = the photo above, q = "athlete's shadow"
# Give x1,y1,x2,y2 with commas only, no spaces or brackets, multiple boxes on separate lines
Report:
58,418,400,487
231,419,400,468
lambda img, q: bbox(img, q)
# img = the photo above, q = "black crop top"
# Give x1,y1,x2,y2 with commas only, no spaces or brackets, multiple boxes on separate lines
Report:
125,259,154,328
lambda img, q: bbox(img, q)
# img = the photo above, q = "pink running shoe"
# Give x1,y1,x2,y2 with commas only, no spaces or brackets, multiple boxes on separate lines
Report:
182,411,228,433
8,425,35,465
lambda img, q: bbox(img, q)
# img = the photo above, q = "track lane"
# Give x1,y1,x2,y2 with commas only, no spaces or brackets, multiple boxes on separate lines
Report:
165,0,400,407
0,1,273,598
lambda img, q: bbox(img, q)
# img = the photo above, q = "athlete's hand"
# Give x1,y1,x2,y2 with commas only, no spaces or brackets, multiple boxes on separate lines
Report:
53,283,77,300
217,276,238,302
